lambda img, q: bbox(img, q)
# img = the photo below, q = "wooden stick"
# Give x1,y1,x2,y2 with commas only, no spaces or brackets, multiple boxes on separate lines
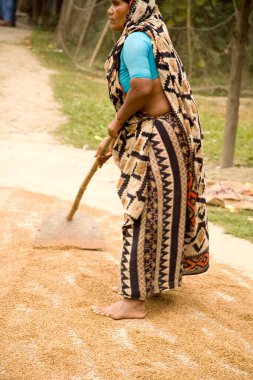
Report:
66,136,113,221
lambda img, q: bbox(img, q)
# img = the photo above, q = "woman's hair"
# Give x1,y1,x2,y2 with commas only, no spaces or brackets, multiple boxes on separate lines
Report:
123,0,131,3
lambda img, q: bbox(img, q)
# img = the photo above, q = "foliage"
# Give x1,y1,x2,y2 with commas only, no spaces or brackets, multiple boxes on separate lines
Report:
56,0,253,92
158,0,235,76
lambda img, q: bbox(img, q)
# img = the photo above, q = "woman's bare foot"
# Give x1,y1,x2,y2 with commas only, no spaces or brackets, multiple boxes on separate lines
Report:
91,298,146,320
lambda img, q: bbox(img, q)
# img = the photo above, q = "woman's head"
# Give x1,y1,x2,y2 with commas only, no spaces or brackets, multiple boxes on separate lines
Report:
107,0,131,32
107,0,156,32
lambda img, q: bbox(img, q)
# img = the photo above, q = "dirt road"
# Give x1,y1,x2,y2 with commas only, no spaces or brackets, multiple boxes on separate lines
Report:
0,26,253,380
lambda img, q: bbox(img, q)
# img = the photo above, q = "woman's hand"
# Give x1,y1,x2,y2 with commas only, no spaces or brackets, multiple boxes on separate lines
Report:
95,138,115,167
108,118,122,139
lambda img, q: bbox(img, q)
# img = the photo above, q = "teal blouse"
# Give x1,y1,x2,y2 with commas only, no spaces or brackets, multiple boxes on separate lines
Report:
119,32,159,93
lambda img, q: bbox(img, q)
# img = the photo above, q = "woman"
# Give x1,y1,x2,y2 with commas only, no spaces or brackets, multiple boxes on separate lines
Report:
92,0,209,320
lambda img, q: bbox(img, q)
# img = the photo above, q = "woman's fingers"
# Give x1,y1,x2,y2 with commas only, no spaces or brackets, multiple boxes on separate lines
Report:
108,118,121,139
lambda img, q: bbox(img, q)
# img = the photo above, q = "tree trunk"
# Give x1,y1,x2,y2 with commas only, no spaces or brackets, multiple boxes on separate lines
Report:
32,0,44,23
221,0,252,168
56,0,72,46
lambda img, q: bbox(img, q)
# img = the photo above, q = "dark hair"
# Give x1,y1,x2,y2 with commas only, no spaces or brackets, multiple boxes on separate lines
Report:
122,0,131,3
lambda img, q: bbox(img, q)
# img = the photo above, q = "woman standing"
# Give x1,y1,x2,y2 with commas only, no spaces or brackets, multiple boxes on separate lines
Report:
92,0,209,319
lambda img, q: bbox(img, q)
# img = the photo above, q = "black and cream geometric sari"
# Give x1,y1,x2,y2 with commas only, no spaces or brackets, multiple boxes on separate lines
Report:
105,0,209,300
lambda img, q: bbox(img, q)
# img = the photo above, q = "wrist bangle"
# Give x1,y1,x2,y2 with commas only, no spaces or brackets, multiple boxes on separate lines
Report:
115,113,123,128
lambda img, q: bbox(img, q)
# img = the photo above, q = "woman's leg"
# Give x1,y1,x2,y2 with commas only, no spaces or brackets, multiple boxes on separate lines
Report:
92,154,162,319
91,212,148,319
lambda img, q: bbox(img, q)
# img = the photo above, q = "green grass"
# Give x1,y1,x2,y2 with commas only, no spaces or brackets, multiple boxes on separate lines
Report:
199,111,253,167
53,73,114,148
30,29,75,71
207,206,253,243
195,95,253,167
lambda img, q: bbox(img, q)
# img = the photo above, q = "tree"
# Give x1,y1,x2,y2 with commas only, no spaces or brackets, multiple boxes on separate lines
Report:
221,0,252,168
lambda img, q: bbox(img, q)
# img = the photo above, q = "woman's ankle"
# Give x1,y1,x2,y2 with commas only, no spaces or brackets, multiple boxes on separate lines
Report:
123,297,145,305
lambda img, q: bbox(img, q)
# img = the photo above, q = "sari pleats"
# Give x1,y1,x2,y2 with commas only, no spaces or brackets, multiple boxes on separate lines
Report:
119,113,188,300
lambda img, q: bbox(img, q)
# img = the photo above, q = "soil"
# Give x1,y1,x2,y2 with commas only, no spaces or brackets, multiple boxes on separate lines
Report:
0,26,253,380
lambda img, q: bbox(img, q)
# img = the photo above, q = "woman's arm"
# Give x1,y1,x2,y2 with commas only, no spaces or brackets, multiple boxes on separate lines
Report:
108,77,153,138
98,78,153,163
118,77,153,122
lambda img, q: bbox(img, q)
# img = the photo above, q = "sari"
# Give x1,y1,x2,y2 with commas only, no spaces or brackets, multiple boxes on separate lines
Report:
105,0,209,300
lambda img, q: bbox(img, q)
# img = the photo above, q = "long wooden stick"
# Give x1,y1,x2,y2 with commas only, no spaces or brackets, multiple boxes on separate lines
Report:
67,136,113,221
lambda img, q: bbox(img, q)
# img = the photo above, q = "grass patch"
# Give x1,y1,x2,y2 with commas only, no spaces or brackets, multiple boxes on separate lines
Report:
30,29,75,71
52,73,114,148
207,205,253,243
196,97,253,167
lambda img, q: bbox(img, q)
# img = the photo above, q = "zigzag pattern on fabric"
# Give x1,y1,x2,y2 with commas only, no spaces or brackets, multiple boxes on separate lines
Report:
120,226,133,297
150,135,173,289
106,0,209,272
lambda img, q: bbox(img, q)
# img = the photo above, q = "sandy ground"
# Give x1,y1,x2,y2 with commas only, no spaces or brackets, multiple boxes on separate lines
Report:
0,26,253,380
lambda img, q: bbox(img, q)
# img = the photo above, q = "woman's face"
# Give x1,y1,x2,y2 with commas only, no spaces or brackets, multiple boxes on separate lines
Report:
107,0,130,31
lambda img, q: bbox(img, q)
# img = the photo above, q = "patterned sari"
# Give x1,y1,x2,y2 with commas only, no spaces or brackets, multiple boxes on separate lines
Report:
105,0,209,300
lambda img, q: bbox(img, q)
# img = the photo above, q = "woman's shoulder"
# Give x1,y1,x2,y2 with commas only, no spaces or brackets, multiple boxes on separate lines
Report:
124,31,152,48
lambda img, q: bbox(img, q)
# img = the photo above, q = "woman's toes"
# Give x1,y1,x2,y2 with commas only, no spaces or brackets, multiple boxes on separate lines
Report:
92,306,110,316
91,306,102,314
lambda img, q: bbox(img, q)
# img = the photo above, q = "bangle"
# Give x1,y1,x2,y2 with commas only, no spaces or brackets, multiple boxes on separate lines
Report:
115,113,123,128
